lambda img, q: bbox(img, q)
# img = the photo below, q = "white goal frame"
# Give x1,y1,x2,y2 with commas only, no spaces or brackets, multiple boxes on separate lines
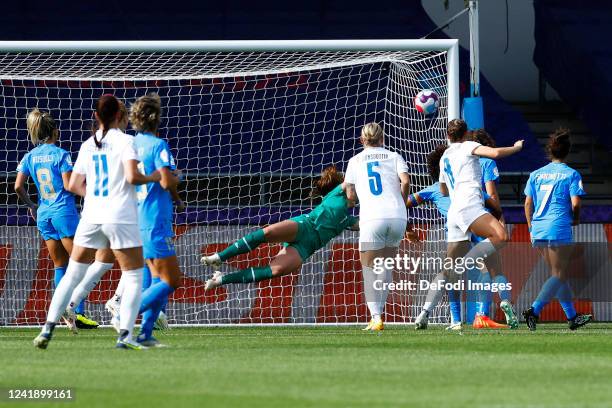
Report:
0,39,460,327
0,39,460,119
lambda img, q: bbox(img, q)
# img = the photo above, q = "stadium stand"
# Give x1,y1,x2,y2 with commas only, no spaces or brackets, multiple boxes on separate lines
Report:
534,0,612,153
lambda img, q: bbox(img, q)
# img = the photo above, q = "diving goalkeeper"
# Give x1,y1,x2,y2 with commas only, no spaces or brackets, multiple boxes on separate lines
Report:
201,165,358,289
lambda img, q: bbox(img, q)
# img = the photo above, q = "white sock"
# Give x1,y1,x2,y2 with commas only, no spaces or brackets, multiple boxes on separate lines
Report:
118,268,143,342
423,272,446,312
362,266,382,320
45,260,90,324
67,261,114,313
376,266,393,320
113,274,126,302
460,239,496,274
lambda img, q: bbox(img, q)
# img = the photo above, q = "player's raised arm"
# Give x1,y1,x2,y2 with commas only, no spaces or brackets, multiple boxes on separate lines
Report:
473,140,524,159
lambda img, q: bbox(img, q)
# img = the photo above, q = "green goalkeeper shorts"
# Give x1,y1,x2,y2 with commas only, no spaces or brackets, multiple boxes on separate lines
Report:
283,215,323,262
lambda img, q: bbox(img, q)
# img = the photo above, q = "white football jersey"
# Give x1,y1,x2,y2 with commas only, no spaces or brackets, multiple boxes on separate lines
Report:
344,146,408,222
439,140,484,212
73,128,139,224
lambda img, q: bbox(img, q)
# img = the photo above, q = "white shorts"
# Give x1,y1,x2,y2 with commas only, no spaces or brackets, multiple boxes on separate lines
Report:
447,205,488,242
73,222,142,250
359,218,407,251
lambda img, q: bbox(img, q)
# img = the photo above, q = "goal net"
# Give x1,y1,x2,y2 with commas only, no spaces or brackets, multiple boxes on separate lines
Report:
0,40,458,326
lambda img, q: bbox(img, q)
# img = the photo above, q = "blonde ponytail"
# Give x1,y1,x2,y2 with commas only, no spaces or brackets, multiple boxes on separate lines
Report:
130,93,161,133
360,122,384,146
26,108,57,145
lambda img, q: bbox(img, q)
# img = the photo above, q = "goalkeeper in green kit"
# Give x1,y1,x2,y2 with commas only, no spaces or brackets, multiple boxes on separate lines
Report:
201,165,358,289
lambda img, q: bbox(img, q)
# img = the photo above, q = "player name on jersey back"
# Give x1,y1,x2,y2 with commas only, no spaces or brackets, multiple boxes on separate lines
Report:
74,129,139,225
345,147,408,222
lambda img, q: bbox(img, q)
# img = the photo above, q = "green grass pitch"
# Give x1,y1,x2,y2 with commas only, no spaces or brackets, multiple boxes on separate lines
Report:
2,325,612,408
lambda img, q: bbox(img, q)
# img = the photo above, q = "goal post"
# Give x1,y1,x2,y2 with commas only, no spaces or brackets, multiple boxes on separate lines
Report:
0,39,459,326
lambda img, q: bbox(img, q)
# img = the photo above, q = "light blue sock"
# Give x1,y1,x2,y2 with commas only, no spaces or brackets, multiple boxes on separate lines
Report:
448,289,461,324
532,276,563,316
75,300,85,315
142,265,152,291
53,267,66,289
141,297,165,340
151,277,168,313
139,281,174,314
557,281,576,320
477,272,492,316
493,274,511,302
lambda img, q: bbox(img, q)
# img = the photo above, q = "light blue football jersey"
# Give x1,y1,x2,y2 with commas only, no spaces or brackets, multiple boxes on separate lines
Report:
16,144,77,220
479,157,499,215
133,132,176,231
524,162,585,240
479,157,499,191
417,182,450,218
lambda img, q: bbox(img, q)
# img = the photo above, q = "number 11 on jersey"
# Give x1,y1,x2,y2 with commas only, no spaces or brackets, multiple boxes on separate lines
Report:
92,154,109,197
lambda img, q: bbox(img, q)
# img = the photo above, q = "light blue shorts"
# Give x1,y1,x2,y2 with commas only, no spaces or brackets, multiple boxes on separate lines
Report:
532,238,573,248
37,214,79,241
141,226,176,260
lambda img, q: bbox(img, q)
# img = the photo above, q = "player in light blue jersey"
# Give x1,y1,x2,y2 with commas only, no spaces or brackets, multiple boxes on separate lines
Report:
469,129,515,328
15,109,100,329
522,129,592,331
130,94,183,347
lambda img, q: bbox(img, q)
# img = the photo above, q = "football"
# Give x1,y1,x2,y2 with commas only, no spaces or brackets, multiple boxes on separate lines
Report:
414,89,440,115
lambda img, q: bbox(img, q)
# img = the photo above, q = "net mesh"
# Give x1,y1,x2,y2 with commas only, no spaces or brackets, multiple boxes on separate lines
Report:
0,49,450,326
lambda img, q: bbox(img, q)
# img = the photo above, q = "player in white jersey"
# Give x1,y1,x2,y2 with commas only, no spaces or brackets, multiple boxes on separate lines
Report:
344,123,410,331
439,120,522,320
34,95,160,350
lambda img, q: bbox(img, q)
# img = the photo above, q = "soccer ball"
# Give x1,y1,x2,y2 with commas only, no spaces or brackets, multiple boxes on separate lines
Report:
414,89,439,116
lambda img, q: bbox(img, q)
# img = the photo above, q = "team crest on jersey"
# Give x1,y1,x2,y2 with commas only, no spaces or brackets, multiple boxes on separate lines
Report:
160,149,170,164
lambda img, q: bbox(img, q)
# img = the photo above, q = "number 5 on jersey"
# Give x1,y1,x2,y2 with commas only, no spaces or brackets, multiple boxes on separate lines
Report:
367,161,383,196
92,154,109,196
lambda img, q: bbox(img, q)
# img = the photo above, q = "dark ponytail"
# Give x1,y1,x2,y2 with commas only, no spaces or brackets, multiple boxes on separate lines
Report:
93,94,120,148
547,128,571,160
427,144,448,181
471,128,496,148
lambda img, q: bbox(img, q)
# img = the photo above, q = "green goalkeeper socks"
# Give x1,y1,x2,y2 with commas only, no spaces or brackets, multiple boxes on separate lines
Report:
221,266,273,285
218,229,266,261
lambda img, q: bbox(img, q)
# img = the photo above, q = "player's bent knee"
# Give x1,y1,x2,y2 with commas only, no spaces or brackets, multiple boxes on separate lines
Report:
490,229,509,244
167,273,182,289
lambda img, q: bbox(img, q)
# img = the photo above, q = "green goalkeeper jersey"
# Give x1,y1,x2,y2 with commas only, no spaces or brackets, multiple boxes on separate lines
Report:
286,185,357,261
